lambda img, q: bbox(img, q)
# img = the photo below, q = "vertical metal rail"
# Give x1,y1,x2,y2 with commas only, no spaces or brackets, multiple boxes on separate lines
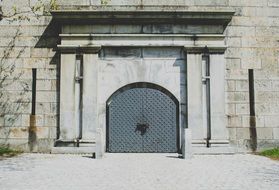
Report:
202,47,211,148
31,69,37,115
248,69,257,151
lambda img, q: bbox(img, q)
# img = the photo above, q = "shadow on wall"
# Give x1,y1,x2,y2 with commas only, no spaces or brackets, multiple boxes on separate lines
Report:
35,19,60,65
33,19,61,142
0,6,2,21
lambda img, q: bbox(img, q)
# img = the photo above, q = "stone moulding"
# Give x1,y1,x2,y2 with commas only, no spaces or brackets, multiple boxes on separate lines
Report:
57,34,227,53
50,10,235,25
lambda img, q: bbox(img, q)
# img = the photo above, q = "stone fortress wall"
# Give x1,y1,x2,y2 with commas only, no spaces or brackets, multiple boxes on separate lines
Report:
0,0,278,152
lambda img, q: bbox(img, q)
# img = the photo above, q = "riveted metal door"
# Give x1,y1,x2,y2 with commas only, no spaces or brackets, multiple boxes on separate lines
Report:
107,87,178,153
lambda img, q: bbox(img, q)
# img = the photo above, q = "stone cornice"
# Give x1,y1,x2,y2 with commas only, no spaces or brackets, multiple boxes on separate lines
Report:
51,10,234,25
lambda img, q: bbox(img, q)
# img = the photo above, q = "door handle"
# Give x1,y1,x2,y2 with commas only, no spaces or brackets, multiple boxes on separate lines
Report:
135,123,149,135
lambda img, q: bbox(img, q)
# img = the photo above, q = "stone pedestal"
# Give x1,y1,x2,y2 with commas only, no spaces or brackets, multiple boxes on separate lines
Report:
182,128,192,159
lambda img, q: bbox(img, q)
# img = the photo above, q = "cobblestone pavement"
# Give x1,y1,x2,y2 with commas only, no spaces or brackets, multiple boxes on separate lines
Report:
0,153,278,190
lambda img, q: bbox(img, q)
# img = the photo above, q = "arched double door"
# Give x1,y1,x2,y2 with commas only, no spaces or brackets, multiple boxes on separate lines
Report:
106,83,179,153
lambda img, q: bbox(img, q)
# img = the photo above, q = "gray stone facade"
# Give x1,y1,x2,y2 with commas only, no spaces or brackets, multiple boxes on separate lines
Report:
0,0,278,154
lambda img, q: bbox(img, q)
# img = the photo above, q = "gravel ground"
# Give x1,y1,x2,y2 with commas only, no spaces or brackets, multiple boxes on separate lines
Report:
0,153,278,190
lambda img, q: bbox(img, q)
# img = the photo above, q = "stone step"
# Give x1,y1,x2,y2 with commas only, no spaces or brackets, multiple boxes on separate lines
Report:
192,145,236,155
51,146,96,154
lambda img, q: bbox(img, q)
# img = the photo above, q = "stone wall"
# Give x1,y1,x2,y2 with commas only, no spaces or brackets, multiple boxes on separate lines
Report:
0,0,278,152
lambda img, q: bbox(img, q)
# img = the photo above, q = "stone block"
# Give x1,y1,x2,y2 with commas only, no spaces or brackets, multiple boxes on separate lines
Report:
236,128,250,140
228,115,242,127
21,114,30,127
236,103,249,114
242,37,276,48
30,48,53,58
22,58,49,69
37,68,57,80
226,92,249,102
225,68,249,80
239,7,257,16
193,0,228,6
257,128,273,140
227,26,256,37
256,91,274,103
241,56,262,70
242,115,265,128
255,103,271,114
231,16,268,27
225,47,242,58
36,80,52,91
272,80,279,89
226,37,241,47
225,103,235,115
51,80,57,90
36,91,57,103
264,116,279,127
8,91,31,103
226,80,235,91
268,17,279,26
34,115,44,127
226,58,241,70
259,7,279,17
0,117,4,127
49,127,57,139
235,80,248,91
103,47,141,58
36,103,51,114
4,115,22,127
143,47,184,59
0,127,28,139
268,0,279,7
0,47,31,58
113,25,142,34
228,127,237,141
182,128,192,159
0,26,21,37
273,128,279,139
57,0,90,5
50,103,58,114
36,127,49,139
229,0,266,6
141,0,188,6
255,80,272,91
44,114,57,127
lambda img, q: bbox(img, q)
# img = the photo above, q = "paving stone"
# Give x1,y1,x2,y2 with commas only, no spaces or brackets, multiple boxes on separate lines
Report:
0,154,278,190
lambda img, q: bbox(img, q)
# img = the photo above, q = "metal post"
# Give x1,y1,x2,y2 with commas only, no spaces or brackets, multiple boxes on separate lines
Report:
75,54,83,147
29,69,37,152
248,69,257,151
202,47,211,148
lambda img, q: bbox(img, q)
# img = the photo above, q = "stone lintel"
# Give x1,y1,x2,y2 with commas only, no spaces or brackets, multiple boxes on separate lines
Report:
57,45,101,53
184,46,227,54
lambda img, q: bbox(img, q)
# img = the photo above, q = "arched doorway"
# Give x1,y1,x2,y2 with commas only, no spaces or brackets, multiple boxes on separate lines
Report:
106,82,179,153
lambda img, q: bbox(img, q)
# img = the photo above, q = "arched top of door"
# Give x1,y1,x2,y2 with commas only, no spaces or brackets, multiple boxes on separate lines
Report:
106,82,179,106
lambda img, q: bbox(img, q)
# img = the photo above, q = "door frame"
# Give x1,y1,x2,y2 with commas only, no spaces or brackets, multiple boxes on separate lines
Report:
105,82,180,153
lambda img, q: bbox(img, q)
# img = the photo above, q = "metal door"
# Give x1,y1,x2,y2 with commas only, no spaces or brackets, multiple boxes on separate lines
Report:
107,85,179,153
